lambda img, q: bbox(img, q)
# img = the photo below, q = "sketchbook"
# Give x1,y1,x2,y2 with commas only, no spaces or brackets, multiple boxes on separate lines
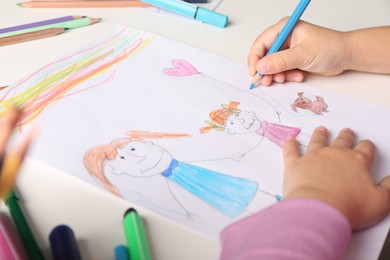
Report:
1,25,389,259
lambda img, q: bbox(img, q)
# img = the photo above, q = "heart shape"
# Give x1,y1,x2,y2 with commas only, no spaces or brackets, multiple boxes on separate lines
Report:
163,59,198,76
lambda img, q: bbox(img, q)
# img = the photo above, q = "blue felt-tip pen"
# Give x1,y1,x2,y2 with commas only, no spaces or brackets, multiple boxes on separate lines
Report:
249,0,311,89
49,225,82,260
141,0,228,28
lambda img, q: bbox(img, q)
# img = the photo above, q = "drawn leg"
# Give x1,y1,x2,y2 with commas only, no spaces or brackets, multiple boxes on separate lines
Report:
257,188,284,202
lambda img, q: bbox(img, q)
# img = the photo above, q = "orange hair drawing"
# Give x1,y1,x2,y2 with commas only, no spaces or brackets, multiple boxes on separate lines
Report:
83,138,130,196
200,101,240,133
126,130,192,141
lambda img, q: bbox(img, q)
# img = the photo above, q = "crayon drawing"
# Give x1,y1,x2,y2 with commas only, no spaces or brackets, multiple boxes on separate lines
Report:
200,101,310,159
126,130,193,141
0,27,154,128
163,59,199,76
291,92,329,115
84,135,282,219
2,26,390,253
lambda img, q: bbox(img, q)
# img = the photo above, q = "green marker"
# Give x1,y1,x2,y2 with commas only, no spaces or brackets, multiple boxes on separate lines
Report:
123,208,151,260
5,190,45,260
0,17,101,38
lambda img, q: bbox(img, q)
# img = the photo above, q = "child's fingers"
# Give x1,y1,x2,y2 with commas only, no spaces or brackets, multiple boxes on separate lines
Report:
11,127,37,161
256,45,307,75
354,139,376,168
331,128,355,148
377,176,390,210
307,126,328,152
283,136,300,167
369,176,390,228
260,75,273,86
247,18,289,76
0,108,22,154
285,70,305,82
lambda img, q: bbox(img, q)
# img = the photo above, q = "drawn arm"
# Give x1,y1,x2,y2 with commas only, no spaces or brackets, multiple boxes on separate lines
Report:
185,136,266,163
275,110,282,123
231,135,265,160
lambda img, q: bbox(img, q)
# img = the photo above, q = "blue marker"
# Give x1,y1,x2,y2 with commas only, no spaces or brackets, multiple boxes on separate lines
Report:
49,225,82,260
114,245,130,260
249,0,311,89
141,0,228,28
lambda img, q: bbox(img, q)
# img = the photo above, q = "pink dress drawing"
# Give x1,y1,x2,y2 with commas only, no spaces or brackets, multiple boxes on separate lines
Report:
256,121,301,147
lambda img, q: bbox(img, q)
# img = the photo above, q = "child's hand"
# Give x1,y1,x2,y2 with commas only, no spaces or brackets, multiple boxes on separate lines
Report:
0,108,35,197
248,19,350,86
0,108,32,159
283,126,390,230
0,108,37,167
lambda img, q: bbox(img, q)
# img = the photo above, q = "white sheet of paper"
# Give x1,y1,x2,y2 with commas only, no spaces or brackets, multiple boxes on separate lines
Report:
1,25,389,260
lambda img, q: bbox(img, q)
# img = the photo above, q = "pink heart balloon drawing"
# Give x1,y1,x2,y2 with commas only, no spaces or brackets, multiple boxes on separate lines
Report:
163,59,199,76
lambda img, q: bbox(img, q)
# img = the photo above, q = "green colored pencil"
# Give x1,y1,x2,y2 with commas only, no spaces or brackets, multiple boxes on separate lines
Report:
123,208,151,260
0,17,101,38
5,190,45,260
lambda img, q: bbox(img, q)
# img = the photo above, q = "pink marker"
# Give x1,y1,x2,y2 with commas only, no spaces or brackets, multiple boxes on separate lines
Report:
0,214,25,260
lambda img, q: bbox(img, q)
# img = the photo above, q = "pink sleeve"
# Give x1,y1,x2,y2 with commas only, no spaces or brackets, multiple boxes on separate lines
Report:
220,198,351,260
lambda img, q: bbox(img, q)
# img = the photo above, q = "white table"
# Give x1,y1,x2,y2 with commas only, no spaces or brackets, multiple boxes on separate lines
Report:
1,0,389,259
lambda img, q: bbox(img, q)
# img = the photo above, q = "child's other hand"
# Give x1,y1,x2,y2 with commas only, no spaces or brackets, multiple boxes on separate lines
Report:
283,126,390,230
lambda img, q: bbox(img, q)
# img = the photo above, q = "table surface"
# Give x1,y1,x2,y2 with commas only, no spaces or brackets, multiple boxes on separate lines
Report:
1,0,390,259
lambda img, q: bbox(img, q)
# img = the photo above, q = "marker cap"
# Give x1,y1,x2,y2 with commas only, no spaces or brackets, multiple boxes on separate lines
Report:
115,245,130,260
195,7,228,28
49,225,82,260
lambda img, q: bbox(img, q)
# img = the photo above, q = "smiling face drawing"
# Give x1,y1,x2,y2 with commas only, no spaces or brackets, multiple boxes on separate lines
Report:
225,110,262,134
200,101,263,135
107,141,171,177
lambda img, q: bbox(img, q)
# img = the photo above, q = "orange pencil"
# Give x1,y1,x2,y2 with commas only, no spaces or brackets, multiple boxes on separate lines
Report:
0,154,22,198
19,1,153,8
0,28,65,47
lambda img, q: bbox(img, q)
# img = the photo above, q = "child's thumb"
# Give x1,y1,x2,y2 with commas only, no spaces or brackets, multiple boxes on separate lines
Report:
257,47,306,75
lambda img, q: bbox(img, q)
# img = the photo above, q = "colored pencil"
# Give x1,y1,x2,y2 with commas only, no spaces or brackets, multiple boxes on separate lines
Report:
249,0,311,89
0,154,22,199
0,28,66,47
0,214,25,260
0,15,84,34
5,191,45,260
0,17,101,38
18,1,153,8
123,208,151,260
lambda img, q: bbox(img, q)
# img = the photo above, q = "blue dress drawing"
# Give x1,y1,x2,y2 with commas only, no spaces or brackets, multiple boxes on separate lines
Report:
161,159,257,218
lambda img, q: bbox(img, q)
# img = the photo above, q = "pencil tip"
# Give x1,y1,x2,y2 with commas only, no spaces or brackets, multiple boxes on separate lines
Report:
249,83,255,90
89,18,102,25
16,2,21,6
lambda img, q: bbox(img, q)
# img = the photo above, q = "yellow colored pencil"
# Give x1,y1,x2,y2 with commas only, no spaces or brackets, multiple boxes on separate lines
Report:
0,154,22,198
0,28,65,47
19,1,153,8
